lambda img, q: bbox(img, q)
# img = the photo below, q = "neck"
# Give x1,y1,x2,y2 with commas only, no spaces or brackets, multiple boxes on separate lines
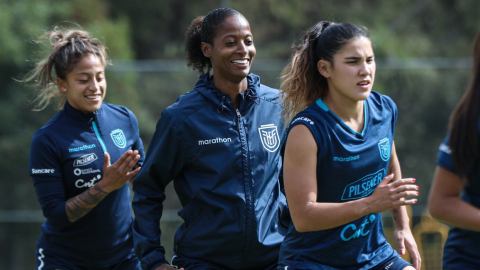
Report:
323,93,365,133
212,76,248,108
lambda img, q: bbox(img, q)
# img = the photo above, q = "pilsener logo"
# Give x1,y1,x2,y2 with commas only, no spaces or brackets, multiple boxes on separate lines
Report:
73,153,98,167
341,169,385,201
69,144,96,153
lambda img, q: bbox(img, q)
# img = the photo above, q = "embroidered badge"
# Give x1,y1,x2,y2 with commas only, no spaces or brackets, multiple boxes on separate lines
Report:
378,138,390,162
258,124,280,152
110,129,126,148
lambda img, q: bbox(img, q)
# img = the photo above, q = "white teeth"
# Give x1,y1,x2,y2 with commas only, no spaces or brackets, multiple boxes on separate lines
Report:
86,95,100,99
231,60,248,64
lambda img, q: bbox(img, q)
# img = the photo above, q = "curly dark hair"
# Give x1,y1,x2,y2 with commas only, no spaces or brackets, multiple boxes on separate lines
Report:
185,8,244,75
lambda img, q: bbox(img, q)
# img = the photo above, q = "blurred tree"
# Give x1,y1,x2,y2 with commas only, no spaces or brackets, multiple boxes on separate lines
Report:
1,0,480,268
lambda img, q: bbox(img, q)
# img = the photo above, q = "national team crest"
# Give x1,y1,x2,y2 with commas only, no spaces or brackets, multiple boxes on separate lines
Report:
258,124,280,152
378,138,390,162
110,129,126,148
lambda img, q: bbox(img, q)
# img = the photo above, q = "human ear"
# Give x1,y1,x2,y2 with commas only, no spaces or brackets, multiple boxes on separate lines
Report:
201,42,212,57
317,60,331,78
57,78,67,92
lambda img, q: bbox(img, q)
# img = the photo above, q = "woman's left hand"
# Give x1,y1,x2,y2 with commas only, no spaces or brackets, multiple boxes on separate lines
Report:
394,228,421,270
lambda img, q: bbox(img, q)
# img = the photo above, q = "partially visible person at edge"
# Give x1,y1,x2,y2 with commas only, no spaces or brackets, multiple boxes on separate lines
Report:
132,7,288,270
24,26,144,269
278,21,421,270
428,27,480,270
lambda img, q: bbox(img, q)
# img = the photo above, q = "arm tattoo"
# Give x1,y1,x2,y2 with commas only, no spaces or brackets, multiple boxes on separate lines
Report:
66,184,109,222
391,209,398,221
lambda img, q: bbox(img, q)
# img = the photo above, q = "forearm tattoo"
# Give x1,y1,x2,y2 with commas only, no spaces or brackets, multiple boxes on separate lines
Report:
391,209,399,221
66,184,109,222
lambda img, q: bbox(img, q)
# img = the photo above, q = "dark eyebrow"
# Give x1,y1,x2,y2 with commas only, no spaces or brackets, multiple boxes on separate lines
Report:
344,55,375,60
75,71,104,76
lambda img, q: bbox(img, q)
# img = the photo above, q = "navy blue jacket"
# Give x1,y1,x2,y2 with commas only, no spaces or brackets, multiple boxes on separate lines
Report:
29,101,145,267
132,73,287,270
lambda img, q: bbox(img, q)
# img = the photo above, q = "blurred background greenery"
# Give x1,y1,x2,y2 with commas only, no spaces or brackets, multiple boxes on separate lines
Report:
1,0,479,269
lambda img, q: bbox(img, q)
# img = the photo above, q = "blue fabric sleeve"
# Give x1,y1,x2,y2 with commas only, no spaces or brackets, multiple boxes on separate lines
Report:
132,110,186,270
436,135,457,173
128,109,146,166
29,131,71,231
381,94,398,127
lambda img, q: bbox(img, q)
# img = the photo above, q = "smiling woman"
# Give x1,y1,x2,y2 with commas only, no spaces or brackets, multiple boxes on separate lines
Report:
21,25,145,270
132,8,287,270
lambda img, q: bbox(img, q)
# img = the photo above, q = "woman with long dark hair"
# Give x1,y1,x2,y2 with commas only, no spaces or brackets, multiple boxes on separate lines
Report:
278,21,421,270
428,28,480,269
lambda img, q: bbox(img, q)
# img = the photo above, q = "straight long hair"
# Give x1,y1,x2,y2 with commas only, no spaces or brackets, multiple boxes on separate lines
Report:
449,29,480,181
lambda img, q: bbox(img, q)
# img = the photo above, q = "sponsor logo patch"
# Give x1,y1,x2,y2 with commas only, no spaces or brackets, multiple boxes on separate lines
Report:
73,153,98,167
75,175,102,189
291,116,314,126
110,129,127,148
333,155,360,162
31,168,55,174
258,124,280,152
341,214,376,241
342,169,385,201
74,168,102,176
439,143,451,154
198,137,232,145
378,138,390,162
68,144,96,153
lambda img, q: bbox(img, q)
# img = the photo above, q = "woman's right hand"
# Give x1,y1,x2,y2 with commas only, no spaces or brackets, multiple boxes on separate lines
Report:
97,150,141,193
155,264,184,270
364,173,418,213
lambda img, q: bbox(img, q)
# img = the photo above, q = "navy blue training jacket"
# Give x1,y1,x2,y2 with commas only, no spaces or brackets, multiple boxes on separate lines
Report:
132,73,287,270
29,101,145,267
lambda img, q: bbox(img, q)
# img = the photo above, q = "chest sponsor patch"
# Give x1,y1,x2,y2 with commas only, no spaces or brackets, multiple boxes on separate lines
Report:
258,124,280,152
73,153,98,167
74,167,101,176
110,129,126,148
68,144,96,153
342,169,385,201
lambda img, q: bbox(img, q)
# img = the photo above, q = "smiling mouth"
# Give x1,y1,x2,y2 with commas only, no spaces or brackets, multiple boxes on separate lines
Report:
231,59,249,64
86,95,101,99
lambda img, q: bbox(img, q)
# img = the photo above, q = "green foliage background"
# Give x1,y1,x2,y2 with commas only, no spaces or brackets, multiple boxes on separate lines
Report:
1,0,479,268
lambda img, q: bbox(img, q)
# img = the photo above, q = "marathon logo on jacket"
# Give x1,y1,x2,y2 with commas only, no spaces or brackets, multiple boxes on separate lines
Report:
73,153,98,167
68,143,96,153
198,137,232,145
342,169,385,201
110,129,126,148
258,124,280,152
31,168,55,174
378,138,390,162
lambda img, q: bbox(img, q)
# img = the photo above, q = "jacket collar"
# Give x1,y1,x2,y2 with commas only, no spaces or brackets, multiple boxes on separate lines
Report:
195,73,261,113
63,101,103,122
